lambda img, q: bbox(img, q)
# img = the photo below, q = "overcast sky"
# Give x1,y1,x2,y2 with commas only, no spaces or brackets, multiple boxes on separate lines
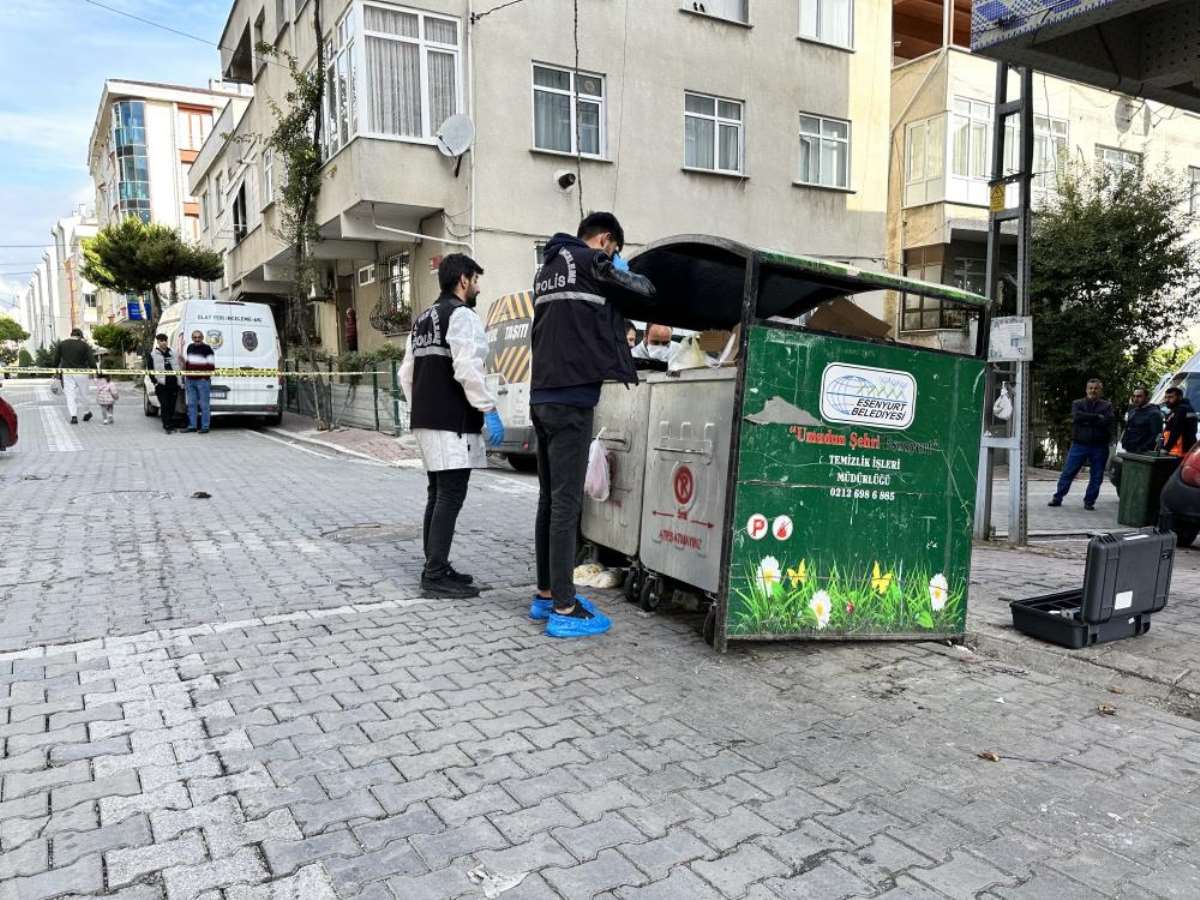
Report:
0,0,229,309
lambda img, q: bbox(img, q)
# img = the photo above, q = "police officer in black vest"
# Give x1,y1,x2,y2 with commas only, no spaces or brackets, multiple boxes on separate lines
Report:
528,212,656,637
400,254,505,599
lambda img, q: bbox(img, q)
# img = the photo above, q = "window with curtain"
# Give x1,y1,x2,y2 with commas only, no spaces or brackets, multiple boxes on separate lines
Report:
798,114,850,188
1002,115,1068,191
533,64,605,157
798,0,851,47
1096,145,1142,178
362,4,460,140
684,93,743,174
903,113,945,207
951,98,992,179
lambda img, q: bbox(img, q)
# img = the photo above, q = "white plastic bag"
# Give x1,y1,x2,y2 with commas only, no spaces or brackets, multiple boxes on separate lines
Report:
667,334,710,373
584,435,611,502
993,382,1013,421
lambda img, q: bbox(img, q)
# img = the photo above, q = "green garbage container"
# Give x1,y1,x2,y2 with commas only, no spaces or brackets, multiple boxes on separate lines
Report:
1117,452,1180,527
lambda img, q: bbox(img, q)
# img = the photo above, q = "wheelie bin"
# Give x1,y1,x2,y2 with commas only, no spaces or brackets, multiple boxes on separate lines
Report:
581,236,991,651
1116,452,1179,527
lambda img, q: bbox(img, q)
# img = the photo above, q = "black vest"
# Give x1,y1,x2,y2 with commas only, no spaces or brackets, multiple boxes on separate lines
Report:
409,295,485,436
531,241,637,390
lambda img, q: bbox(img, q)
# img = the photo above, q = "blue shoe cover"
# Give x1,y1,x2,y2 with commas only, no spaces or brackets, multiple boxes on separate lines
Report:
529,594,596,621
545,606,611,638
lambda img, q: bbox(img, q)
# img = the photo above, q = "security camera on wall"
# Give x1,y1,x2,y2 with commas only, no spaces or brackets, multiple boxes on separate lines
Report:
554,169,577,192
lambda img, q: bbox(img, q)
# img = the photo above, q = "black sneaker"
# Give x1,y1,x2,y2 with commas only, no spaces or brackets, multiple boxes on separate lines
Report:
445,567,474,585
420,574,481,599
70,416,78,425
1047,497,1062,507
181,427,196,433
82,412,93,422
1084,503,1096,511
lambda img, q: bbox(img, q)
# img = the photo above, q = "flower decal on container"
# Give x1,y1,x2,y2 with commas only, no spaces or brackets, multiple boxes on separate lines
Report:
809,590,832,629
756,557,782,595
929,573,949,612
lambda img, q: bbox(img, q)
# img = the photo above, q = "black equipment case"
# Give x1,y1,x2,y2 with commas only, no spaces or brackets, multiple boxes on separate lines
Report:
1010,529,1174,649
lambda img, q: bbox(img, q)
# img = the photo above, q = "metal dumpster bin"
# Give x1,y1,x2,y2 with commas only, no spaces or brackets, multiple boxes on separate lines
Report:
1117,452,1180,527
605,236,990,651
636,369,738,609
581,379,654,562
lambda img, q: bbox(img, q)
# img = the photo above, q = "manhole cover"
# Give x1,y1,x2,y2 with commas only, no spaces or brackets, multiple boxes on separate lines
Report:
323,523,422,544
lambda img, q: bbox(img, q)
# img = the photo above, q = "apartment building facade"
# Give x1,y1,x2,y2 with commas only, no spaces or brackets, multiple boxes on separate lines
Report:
50,208,100,340
201,0,894,356
888,0,1200,349
86,79,249,324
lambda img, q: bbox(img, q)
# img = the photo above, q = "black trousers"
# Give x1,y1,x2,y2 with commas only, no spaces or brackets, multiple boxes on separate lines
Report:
423,469,471,577
155,382,180,431
532,403,594,608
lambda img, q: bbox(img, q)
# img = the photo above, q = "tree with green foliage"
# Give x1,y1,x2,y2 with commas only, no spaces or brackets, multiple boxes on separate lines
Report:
1033,163,1200,456
91,323,142,356
255,5,331,427
0,315,30,366
81,217,223,326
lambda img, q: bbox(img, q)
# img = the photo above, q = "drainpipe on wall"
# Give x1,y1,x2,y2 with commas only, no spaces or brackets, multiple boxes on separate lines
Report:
467,0,477,259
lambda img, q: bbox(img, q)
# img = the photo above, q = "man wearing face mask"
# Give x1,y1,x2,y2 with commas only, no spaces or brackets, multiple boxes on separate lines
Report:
400,253,504,599
529,212,656,637
631,323,674,370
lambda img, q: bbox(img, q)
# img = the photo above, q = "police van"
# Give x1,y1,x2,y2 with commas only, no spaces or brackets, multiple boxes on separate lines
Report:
484,292,537,471
144,299,283,424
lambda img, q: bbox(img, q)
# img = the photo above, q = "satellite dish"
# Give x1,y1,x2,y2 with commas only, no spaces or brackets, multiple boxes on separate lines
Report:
436,115,475,158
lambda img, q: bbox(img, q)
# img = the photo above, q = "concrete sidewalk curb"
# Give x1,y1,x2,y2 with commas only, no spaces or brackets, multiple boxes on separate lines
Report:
262,426,422,468
965,620,1200,716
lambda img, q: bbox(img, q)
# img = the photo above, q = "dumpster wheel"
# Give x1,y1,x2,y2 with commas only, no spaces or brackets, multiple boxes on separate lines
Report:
702,606,716,647
624,566,643,604
639,575,663,613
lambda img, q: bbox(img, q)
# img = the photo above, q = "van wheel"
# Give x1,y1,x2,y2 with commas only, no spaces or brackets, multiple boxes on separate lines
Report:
144,392,157,417
508,454,538,474
263,408,283,427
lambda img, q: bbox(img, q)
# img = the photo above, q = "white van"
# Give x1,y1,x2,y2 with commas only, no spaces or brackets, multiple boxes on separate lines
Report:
144,299,283,424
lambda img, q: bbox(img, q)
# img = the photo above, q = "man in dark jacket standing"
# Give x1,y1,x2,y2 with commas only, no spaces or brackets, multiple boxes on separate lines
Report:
1120,387,1162,453
145,333,180,434
529,212,655,638
53,328,96,424
1163,387,1197,457
1049,378,1115,511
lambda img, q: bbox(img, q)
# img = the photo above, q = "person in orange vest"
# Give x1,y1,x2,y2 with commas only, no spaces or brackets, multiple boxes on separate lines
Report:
1162,387,1197,457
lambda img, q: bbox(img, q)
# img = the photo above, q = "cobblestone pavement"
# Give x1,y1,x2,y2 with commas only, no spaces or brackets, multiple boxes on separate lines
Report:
2,381,1200,900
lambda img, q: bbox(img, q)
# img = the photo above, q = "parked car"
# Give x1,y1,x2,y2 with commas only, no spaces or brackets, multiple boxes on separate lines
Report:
143,299,283,425
1159,442,1200,547
0,386,17,451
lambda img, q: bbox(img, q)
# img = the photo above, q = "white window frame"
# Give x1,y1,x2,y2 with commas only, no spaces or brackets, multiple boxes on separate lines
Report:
531,62,607,159
214,172,224,214
386,252,412,317
1190,166,1200,216
322,8,358,157
1097,145,1143,178
199,190,210,231
951,97,993,180
903,113,945,208
797,113,851,189
358,264,376,286
358,3,463,145
798,0,853,49
683,92,744,175
680,0,749,25
534,240,548,269
262,148,275,209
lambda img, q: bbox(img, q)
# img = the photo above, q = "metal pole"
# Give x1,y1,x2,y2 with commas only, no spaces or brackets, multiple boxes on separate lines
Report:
973,63,1010,541
1009,67,1035,547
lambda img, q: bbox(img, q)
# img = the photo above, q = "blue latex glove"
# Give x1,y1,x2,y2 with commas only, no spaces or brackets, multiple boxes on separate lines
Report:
484,409,505,447
612,252,630,272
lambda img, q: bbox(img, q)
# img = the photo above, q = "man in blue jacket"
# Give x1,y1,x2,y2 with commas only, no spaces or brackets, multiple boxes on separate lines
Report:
529,212,655,637
1049,378,1115,511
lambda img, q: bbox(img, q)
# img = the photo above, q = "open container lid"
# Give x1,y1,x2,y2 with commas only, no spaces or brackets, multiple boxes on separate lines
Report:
618,235,988,332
